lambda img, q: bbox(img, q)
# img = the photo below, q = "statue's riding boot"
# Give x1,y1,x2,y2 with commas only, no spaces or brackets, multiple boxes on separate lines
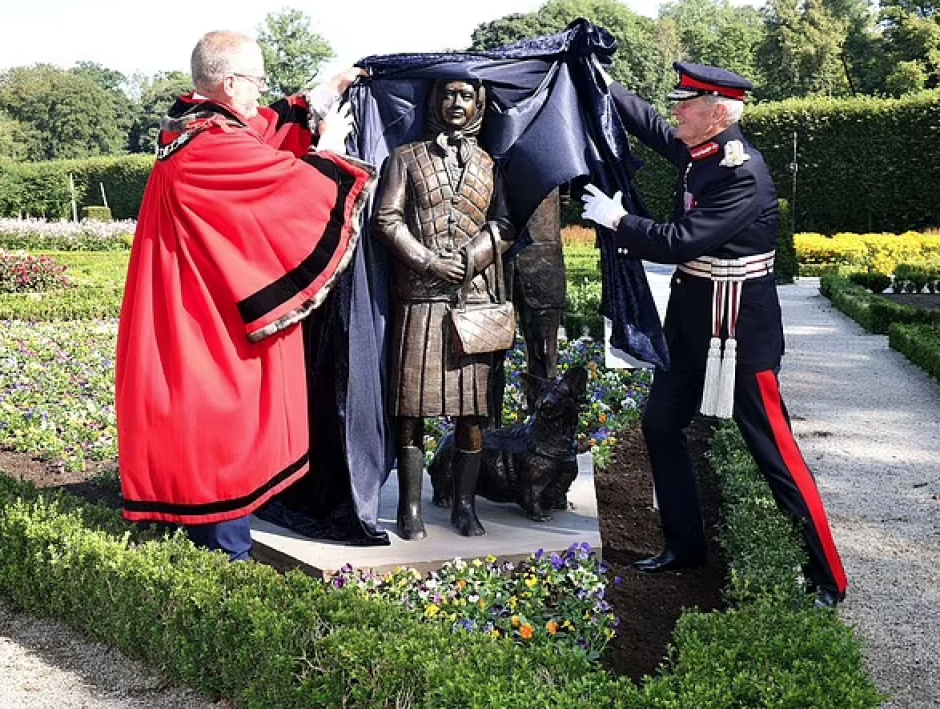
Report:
450,447,486,537
396,446,427,541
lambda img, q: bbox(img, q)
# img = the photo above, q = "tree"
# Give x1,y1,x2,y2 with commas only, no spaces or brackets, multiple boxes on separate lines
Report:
70,61,137,151
257,8,333,98
0,65,127,160
659,0,765,83
128,71,193,154
756,0,852,100
0,110,36,161
469,0,680,106
876,0,940,94
470,12,562,49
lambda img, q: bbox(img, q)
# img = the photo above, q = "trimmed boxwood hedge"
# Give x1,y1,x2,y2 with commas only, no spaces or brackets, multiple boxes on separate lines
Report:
0,424,882,708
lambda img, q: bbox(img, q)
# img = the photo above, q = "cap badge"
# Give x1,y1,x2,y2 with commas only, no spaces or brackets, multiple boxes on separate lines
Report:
719,140,751,168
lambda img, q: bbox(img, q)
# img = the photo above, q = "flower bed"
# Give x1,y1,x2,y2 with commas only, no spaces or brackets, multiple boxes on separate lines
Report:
0,320,117,470
0,250,71,293
334,543,617,661
0,218,134,251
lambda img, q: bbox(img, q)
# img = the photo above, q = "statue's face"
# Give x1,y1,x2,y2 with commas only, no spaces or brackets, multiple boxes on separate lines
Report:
437,81,478,129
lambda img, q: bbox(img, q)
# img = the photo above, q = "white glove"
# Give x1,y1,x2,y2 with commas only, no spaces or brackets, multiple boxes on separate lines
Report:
315,101,353,154
581,184,627,230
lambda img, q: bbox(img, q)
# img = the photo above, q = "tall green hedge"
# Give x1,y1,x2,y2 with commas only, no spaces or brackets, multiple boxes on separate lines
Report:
9,89,940,232
0,155,154,220
630,90,940,235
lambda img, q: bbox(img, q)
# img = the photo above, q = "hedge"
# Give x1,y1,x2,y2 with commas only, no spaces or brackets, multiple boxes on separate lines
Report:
10,91,940,234
0,251,128,320
889,323,940,384
632,90,940,235
0,287,123,320
0,420,881,708
0,155,154,221
820,274,940,383
796,232,940,275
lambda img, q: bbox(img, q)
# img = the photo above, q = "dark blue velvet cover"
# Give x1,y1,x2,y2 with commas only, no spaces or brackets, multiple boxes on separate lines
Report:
266,19,669,544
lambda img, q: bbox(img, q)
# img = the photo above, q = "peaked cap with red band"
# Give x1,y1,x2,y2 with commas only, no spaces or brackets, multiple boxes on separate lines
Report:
667,61,753,101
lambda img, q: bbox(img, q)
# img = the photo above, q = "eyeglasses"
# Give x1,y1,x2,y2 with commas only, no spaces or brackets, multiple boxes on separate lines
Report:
232,73,268,91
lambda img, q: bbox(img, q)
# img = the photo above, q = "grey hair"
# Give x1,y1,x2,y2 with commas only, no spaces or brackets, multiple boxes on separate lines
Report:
191,31,256,92
707,95,745,124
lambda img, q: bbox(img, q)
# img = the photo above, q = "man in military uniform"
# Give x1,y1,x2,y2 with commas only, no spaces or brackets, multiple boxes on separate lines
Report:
581,62,847,609
372,78,514,539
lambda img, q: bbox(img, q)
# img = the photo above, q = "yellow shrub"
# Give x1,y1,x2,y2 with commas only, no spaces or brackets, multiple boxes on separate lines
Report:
795,231,940,274
795,233,866,265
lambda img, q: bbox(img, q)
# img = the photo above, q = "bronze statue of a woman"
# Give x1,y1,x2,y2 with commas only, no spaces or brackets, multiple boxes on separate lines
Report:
372,78,514,538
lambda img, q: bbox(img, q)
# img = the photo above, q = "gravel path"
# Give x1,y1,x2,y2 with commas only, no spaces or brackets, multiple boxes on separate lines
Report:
1,276,936,707
0,598,229,708
780,278,940,709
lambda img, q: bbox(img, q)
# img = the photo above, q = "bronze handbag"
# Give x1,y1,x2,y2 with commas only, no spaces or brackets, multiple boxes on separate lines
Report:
450,229,516,356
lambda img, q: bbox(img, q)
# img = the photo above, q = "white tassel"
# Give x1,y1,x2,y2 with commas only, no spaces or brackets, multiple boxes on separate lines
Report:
715,337,737,419
700,336,722,416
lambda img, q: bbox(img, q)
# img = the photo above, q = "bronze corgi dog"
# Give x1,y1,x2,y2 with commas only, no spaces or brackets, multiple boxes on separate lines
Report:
429,366,588,521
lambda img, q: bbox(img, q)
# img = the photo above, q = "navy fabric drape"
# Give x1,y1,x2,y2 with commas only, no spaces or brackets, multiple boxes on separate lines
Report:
262,19,669,544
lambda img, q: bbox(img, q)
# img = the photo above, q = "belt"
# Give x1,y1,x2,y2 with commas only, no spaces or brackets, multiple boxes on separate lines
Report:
677,250,775,280
688,251,775,420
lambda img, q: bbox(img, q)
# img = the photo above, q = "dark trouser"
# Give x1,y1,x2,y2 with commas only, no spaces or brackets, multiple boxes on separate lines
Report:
186,516,252,562
642,365,847,595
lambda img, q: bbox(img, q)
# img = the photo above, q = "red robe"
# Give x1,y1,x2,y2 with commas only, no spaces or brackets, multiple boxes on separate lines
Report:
116,97,374,525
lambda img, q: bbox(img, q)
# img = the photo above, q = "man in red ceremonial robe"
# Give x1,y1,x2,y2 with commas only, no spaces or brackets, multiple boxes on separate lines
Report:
116,30,375,560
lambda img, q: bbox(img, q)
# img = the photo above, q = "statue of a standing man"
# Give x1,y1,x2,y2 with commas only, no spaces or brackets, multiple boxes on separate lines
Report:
373,78,514,539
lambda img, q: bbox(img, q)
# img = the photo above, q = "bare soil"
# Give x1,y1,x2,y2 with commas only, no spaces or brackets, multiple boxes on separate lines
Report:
0,417,724,683
880,292,940,312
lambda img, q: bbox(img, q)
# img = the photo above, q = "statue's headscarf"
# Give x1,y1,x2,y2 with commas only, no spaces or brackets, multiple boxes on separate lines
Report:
424,78,486,166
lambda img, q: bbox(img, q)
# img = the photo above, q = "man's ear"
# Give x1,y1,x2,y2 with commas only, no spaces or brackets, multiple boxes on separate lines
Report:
713,101,728,125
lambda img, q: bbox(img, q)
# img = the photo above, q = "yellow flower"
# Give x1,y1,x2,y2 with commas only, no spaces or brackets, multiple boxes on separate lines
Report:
457,579,467,590
491,629,501,639
524,576,538,588
519,624,534,640
511,615,521,628
424,604,440,618
546,620,559,636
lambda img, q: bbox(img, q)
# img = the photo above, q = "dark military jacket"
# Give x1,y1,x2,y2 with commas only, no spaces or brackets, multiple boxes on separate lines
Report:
608,82,784,372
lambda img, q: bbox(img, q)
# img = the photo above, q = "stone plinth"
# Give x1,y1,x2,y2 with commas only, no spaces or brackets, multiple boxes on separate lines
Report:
251,453,600,577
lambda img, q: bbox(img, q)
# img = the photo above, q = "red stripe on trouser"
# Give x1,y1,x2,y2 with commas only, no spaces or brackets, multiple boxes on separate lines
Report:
756,371,847,593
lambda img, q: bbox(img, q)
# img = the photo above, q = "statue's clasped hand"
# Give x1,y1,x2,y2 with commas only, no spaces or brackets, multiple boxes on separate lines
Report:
428,253,466,284
581,183,627,231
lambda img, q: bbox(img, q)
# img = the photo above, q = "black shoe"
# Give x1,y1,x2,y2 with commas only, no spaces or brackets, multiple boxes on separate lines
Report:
631,549,706,573
814,588,844,610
